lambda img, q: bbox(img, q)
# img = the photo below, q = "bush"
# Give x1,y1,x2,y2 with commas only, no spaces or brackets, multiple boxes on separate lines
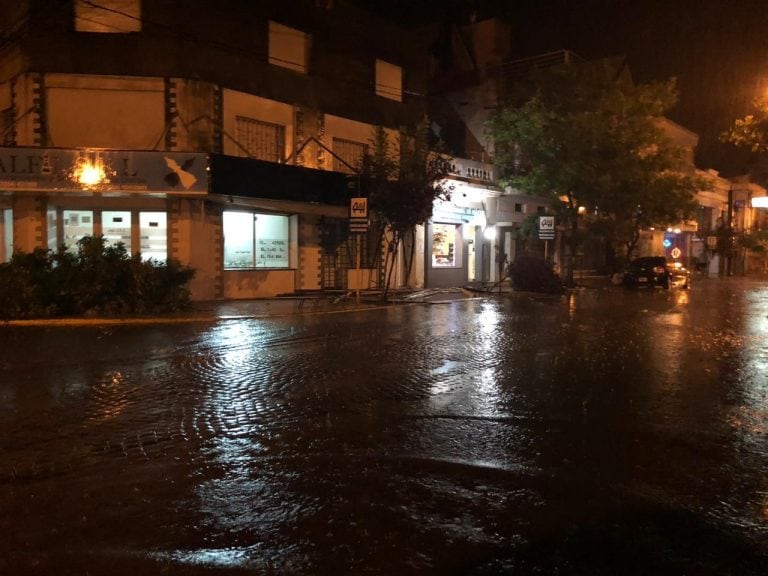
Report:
508,254,564,294
0,236,195,319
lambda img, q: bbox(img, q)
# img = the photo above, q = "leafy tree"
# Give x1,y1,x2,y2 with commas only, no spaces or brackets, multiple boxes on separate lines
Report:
361,121,452,293
489,59,703,283
722,98,768,154
720,101,768,268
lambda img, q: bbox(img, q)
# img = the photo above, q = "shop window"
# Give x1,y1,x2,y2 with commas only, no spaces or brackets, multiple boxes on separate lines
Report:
139,212,167,262
75,0,141,33
223,211,290,269
1,208,11,262
375,59,403,102
432,222,461,268
53,209,167,262
103,211,132,252
63,210,94,253
332,137,367,174
47,209,58,252
235,116,285,163
268,21,309,73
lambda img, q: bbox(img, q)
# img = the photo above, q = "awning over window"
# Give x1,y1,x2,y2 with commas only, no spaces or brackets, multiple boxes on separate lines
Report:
208,154,349,206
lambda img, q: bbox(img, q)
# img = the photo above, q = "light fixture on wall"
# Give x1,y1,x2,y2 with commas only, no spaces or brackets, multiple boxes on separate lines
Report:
70,151,110,189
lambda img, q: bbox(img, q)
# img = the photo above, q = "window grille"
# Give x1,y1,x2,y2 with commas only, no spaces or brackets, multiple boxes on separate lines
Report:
235,116,285,163
332,137,367,174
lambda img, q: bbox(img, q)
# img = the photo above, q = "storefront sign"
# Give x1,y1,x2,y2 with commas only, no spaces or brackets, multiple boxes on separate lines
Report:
0,147,208,194
257,238,288,267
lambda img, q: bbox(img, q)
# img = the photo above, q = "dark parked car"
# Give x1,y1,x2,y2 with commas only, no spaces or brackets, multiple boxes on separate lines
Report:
623,256,691,289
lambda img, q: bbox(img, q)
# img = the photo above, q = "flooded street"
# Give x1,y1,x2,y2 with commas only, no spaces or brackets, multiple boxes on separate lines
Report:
1,278,767,575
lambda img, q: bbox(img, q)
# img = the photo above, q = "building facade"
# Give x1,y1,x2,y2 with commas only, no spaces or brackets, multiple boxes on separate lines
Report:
425,15,765,279
0,0,427,300
425,17,551,287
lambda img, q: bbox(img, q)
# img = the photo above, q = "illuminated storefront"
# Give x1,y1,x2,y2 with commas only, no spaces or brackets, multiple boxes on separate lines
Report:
1,147,349,300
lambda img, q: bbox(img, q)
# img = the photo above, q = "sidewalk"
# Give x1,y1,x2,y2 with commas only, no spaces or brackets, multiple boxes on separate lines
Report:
195,287,484,319
1,289,419,327
193,292,393,320
1,283,579,327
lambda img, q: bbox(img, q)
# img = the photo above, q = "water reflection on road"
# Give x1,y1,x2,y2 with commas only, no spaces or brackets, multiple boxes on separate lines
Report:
1,278,767,574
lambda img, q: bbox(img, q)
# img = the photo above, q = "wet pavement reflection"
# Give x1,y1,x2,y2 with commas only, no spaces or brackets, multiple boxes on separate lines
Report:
1,278,767,574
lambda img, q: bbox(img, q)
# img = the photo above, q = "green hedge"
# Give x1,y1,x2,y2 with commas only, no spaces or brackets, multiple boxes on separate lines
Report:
0,236,196,319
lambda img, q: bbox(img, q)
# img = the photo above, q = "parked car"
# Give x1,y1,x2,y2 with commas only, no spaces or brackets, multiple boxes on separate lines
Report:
622,256,691,289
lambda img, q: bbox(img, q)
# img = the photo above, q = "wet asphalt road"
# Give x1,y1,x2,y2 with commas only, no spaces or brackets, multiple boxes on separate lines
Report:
1,277,767,575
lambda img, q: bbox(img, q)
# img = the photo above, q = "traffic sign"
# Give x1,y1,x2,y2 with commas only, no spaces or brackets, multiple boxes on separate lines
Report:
350,197,368,219
539,216,555,240
349,218,369,233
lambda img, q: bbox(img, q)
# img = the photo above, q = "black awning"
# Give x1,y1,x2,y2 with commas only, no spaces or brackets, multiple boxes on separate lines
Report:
208,154,350,206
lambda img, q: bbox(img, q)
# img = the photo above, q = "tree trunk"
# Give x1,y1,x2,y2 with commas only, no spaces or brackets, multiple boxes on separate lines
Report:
564,215,577,286
402,227,416,285
562,194,578,287
383,232,400,298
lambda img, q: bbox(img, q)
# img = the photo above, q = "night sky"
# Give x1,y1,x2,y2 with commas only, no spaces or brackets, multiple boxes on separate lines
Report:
360,0,768,177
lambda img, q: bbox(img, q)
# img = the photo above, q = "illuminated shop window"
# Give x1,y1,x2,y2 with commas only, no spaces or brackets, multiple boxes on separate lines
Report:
139,212,167,262
52,209,167,262
375,59,403,101
432,222,461,268
103,210,132,252
268,21,309,73
1,208,11,262
332,137,367,174
75,0,141,33
47,209,58,252
223,211,290,269
63,210,94,253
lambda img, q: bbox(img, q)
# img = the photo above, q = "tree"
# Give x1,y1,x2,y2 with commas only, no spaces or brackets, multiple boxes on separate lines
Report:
722,98,768,154
361,122,452,294
721,97,768,188
720,101,768,269
489,59,703,284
